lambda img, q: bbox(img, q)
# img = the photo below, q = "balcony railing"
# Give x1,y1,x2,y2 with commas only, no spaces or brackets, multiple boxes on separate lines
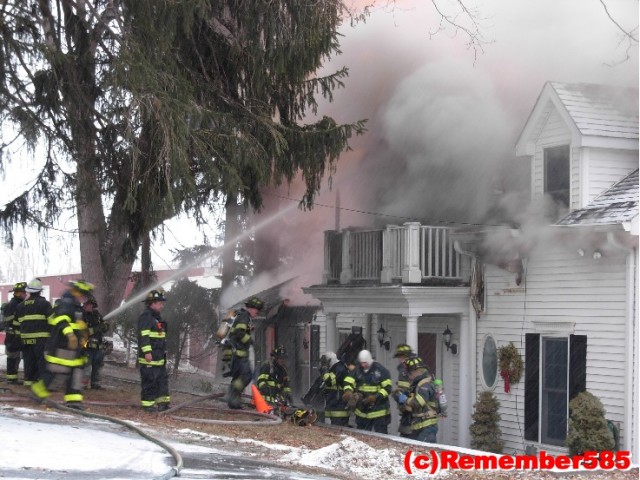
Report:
323,223,467,285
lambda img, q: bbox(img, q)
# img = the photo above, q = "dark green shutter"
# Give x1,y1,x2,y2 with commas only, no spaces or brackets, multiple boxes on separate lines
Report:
524,333,540,441
569,335,587,400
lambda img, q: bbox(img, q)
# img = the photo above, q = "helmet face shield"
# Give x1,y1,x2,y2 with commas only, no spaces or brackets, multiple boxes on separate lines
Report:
145,289,167,303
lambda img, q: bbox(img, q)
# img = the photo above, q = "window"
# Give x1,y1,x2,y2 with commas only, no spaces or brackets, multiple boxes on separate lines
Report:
544,146,570,207
525,334,587,446
481,335,498,389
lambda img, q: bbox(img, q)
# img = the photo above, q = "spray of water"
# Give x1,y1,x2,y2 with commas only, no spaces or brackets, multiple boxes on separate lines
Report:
102,200,300,320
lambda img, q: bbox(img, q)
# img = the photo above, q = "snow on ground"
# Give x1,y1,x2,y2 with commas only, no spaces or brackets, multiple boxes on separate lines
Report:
0,406,172,479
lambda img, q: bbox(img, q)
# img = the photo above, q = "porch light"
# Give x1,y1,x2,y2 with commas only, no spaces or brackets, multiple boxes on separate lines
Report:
377,326,391,351
443,325,458,355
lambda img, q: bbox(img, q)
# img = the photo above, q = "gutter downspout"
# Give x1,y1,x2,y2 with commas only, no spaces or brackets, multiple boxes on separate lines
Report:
607,232,637,459
454,241,478,448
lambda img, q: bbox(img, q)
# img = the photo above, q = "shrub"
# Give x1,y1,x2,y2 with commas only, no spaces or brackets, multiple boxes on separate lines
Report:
470,391,504,453
566,391,615,456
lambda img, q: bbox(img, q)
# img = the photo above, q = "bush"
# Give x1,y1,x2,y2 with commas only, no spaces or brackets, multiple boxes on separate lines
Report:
566,391,615,456
470,391,504,453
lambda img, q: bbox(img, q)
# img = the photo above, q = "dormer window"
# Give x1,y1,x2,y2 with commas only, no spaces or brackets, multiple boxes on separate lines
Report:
544,145,570,207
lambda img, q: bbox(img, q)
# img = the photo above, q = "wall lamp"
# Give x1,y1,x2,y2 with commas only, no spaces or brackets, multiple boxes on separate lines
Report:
377,325,391,351
443,325,458,355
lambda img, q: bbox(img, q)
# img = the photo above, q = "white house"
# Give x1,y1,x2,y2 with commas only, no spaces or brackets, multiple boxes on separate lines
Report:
303,82,639,459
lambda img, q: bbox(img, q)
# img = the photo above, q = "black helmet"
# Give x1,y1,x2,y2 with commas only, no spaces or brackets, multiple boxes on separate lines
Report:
145,289,167,303
245,297,264,311
404,357,427,372
271,345,287,358
11,282,27,293
69,279,95,295
393,343,413,358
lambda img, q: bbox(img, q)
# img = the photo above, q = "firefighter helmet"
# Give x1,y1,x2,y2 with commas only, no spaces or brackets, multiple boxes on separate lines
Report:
26,278,44,293
11,282,27,293
320,351,338,368
271,345,287,358
404,357,427,372
145,289,167,303
291,408,318,426
245,297,264,311
393,343,413,358
69,279,95,295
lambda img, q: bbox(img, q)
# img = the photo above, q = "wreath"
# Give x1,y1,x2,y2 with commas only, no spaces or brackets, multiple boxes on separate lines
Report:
498,342,523,393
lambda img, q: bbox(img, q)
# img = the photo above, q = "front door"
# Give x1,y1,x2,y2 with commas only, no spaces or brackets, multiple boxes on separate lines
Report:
418,333,437,375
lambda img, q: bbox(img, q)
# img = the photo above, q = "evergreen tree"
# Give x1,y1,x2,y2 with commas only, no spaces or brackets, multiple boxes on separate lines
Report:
566,391,615,456
469,391,504,453
0,1,365,312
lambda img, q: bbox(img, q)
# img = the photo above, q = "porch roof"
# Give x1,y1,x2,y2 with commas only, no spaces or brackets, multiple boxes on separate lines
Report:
302,284,470,316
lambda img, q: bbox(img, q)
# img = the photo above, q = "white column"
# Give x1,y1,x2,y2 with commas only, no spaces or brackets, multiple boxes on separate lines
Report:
458,313,472,448
380,226,393,283
402,222,422,284
322,230,334,284
405,315,419,352
340,230,352,284
371,314,381,359
325,312,338,354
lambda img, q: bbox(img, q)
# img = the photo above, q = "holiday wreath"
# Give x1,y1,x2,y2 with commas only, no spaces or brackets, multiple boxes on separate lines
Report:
498,342,523,393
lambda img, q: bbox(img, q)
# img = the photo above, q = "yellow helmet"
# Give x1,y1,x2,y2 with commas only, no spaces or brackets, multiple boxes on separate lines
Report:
69,279,95,295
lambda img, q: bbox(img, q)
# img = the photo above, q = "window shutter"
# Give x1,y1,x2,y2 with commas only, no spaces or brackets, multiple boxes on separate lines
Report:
569,335,587,400
524,333,540,441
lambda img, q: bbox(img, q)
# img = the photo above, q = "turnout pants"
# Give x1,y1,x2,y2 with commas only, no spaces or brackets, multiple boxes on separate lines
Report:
85,348,105,388
5,334,21,382
140,364,170,409
22,339,47,385
355,414,390,434
227,356,252,408
31,349,85,406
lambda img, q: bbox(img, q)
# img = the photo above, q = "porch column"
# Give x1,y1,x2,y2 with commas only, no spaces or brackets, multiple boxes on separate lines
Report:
380,226,393,283
458,312,472,448
322,230,334,284
405,315,419,352
371,314,381,359
340,230,352,284
402,222,422,283
325,312,338,353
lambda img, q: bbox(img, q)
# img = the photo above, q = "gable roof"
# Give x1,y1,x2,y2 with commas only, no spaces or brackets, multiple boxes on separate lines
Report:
516,82,639,155
557,169,639,228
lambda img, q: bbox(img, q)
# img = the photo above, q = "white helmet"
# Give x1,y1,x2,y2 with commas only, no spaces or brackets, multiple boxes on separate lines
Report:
325,351,338,368
357,349,373,366
26,278,44,293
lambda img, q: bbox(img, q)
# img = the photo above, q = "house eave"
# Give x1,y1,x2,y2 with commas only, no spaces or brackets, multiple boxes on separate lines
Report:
302,284,470,315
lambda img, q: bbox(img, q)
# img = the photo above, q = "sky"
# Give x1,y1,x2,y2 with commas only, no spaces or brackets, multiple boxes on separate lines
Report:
0,0,637,298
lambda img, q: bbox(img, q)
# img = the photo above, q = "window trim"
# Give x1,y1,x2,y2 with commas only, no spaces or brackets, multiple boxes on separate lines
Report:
480,333,498,390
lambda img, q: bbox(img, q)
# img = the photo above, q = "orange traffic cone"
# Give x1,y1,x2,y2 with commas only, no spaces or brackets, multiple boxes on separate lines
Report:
251,384,273,414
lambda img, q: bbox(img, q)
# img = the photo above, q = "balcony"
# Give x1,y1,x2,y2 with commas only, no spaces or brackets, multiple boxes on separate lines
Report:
322,222,470,286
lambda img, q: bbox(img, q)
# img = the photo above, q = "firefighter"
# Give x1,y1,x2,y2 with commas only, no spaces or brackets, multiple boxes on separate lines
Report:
321,351,350,426
257,345,292,409
83,296,109,389
403,357,439,443
226,296,264,409
342,349,392,434
17,278,53,386
31,280,94,410
392,343,426,438
137,289,170,412
3,282,27,384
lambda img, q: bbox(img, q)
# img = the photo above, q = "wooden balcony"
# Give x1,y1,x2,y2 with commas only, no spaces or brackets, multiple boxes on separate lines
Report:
322,222,470,285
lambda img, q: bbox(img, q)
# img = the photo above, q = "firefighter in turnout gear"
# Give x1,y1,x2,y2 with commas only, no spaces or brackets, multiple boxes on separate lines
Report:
321,351,350,426
403,357,439,443
83,296,109,389
137,289,170,412
392,343,426,438
3,282,27,383
342,349,392,433
226,296,264,409
31,280,94,410
257,345,292,409
17,279,53,386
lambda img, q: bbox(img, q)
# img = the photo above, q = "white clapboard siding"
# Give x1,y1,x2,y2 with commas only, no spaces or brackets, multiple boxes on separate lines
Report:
477,243,629,454
532,109,572,199
587,148,638,202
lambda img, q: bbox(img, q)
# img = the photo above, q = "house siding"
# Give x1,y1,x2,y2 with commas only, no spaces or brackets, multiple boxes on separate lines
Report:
532,109,572,199
478,244,629,454
586,148,638,203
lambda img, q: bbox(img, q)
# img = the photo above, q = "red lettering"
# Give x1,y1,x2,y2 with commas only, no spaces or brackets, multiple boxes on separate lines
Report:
440,451,458,469
404,450,413,474
515,455,538,470
539,451,554,469
616,451,631,470
458,455,474,470
476,455,498,470
498,455,514,470
582,451,597,470
555,455,570,469
414,454,429,470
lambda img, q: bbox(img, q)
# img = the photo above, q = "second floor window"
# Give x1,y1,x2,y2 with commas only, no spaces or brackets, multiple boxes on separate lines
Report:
544,145,570,207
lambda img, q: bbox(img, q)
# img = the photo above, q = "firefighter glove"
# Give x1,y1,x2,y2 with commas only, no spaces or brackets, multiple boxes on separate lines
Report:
66,333,78,350
397,393,408,405
363,394,378,407
342,390,353,402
